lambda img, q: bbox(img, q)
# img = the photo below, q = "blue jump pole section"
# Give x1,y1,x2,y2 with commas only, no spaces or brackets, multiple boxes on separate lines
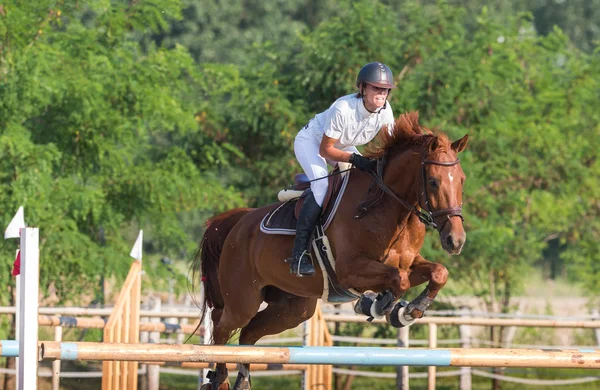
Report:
287,346,451,366
4,340,600,368
0,340,19,358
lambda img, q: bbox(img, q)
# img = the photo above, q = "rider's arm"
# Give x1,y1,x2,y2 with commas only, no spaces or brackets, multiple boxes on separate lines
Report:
319,135,352,163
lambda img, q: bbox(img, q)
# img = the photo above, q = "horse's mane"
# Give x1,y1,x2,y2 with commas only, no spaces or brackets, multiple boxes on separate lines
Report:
365,111,450,158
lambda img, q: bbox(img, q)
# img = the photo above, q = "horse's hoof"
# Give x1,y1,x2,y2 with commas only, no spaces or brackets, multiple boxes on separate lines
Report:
200,385,229,390
354,291,378,317
200,380,231,390
386,301,416,328
232,372,252,390
200,384,230,390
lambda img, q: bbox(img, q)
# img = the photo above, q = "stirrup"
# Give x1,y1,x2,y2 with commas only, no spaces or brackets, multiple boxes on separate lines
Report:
289,251,316,277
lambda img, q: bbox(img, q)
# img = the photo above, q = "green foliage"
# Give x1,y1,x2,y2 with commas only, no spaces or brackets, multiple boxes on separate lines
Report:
192,55,305,206
289,0,403,112
147,0,339,64
0,0,244,304
348,1,600,307
1,0,600,314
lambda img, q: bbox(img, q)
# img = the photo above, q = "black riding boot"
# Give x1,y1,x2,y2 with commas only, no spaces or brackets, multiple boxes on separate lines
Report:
285,191,321,277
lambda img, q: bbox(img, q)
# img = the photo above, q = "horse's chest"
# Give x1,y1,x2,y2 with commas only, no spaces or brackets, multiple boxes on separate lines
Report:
381,228,419,269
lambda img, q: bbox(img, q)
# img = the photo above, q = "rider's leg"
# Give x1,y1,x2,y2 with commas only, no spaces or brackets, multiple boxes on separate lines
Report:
287,136,328,277
286,191,322,276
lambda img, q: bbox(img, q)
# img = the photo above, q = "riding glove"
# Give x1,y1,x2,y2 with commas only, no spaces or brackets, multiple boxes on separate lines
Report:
349,153,376,172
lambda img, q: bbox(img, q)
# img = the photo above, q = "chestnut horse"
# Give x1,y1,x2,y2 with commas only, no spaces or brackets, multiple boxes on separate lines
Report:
195,112,468,389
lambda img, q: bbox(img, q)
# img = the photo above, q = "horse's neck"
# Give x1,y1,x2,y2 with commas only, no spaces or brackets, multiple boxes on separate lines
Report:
346,152,421,226
382,150,422,207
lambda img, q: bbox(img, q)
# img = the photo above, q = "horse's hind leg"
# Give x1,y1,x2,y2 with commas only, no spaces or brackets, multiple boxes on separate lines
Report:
200,308,229,390
232,289,318,390
204,293,264,390
240,288,317,345
405,254,449,319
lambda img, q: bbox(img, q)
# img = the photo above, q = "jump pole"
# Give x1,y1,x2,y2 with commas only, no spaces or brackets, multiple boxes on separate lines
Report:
20,342,600,369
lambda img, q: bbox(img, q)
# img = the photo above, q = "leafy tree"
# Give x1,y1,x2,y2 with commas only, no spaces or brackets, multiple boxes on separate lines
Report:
2,0,599,334
282,0,600,311
147,0,339,64
386,3,600,310
0,0,244,305
287,0,403,113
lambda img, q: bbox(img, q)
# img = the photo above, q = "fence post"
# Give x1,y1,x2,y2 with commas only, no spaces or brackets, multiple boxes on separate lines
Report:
147,297,161,390
459,308,472,390
51,324,63,390
503,310,522,348
428,323,437,390
200,306,213,390
176,295,192,345
592,309,600,346
396,325,409,390
504,301,525,348
139,301,149,390
302,314,309,390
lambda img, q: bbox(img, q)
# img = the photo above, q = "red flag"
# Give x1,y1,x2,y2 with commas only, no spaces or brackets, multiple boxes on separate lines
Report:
11,249,20,276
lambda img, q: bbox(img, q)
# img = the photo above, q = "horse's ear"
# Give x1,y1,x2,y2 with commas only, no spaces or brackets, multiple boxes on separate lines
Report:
451,134,469,153
428,136,439,153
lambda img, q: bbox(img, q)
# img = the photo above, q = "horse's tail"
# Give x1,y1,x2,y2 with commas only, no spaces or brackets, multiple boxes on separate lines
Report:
192,208,253,337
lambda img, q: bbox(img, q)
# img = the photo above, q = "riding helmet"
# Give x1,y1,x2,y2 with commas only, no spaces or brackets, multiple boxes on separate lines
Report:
356,62,396,89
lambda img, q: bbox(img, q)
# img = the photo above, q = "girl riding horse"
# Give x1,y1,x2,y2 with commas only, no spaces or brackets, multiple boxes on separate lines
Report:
195,112,468,390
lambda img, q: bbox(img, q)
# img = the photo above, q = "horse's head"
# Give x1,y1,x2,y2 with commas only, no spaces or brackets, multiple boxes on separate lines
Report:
365,112,469,255
420,134,468,254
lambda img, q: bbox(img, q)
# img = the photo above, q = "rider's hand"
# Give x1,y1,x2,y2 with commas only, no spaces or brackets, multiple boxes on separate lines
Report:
349,153,376,172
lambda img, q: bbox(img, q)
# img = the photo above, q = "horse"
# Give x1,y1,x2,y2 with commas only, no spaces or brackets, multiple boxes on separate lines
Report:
194,111,468,389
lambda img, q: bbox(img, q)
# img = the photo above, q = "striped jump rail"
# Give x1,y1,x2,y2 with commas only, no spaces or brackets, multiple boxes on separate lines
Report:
2,341,600,369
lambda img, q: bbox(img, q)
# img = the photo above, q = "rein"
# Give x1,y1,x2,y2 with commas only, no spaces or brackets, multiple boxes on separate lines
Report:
364,149,463,231
287,167,352,190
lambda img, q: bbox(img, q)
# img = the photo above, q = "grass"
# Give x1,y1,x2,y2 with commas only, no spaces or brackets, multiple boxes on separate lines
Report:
155,366,600,390
27,367,600,390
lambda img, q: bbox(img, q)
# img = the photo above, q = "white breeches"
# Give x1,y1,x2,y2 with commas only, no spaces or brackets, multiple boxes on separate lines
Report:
294,136,358,206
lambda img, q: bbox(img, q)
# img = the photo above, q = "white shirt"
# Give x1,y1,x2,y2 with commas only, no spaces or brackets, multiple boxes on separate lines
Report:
297,94,394,150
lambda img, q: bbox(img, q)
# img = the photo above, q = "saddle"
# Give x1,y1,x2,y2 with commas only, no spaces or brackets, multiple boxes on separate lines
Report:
260,163,359,303
260,163,351,235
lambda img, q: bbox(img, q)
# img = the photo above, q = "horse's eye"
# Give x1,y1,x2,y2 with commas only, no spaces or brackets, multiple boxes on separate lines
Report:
428,178,438,188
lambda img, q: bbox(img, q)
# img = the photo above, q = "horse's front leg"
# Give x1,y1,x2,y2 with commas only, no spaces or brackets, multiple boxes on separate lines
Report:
338,253,410,297
405,254,448,319
337,254,410,317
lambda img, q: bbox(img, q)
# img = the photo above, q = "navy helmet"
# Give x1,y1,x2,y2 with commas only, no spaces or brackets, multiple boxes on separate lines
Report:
356,62,396,89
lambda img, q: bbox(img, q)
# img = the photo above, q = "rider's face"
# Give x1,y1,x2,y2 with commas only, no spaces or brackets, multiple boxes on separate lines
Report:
362,83,390,111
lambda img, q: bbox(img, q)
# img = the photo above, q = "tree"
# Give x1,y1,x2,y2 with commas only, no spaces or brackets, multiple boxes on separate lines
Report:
147,0,339,64
283,0,600,310
0,0,244,305
387,2,600,310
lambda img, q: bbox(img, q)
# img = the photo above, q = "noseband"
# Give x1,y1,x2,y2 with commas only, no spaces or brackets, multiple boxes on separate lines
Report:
364,149,463,231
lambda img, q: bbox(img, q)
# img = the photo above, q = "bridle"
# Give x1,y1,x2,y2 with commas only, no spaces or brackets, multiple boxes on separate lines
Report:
364,146,464,232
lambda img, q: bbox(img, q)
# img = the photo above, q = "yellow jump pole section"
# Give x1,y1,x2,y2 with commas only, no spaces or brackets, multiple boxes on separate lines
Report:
38,342,600,369
102,230,143,390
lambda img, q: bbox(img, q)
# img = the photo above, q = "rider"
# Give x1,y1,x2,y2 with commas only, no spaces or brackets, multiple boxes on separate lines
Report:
286,62,396,277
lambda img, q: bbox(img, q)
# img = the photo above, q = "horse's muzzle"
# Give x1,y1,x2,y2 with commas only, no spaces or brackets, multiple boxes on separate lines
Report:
440,222,466,255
